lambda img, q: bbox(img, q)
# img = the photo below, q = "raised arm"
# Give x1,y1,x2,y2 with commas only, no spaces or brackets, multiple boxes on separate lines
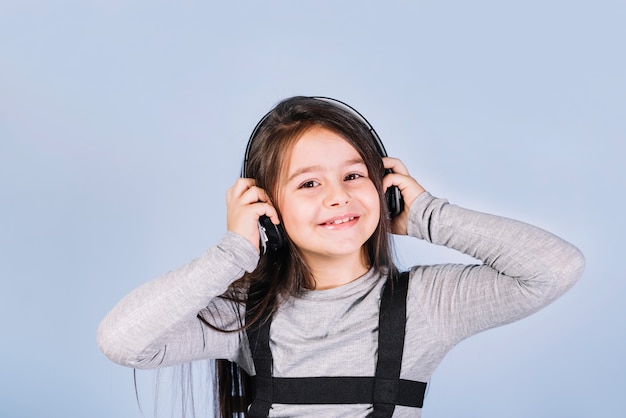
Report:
407,191,585,341
96,177,277,369
382,156,584,340
96,232,259,369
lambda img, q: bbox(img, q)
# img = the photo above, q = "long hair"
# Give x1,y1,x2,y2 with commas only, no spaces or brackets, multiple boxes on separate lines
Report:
208,96,398,417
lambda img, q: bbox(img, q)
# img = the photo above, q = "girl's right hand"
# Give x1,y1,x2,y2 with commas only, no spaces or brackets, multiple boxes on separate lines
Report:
226,178,280,252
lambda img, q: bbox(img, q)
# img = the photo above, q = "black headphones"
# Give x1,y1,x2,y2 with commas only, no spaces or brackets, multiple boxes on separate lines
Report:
242,96,404,252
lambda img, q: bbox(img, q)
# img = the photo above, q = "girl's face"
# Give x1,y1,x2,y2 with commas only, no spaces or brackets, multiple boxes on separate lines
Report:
277,126,381,269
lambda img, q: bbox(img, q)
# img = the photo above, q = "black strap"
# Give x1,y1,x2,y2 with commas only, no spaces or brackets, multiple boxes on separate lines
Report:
373,269,413,417
245,271,426,417
251,376,425,406
246,283,274,417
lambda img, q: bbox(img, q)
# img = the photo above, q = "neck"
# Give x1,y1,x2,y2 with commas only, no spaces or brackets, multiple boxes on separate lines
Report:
305,251,371,290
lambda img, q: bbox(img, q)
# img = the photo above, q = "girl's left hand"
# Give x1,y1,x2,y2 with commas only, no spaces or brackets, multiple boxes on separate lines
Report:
382,157,426,235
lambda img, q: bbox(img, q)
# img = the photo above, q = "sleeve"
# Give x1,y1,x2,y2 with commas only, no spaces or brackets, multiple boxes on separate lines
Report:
96,231,260,370
407,192,585,343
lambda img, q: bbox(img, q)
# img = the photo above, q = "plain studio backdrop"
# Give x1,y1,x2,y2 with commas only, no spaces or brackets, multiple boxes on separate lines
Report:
1,1,624,417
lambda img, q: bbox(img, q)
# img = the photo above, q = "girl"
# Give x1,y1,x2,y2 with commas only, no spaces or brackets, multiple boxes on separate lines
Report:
97,96,585,417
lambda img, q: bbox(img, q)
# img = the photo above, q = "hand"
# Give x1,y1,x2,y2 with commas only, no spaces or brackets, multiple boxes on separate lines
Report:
226,178,280,252
382,157,426,235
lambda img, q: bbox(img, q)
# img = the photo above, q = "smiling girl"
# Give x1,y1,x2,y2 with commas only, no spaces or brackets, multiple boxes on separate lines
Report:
97,96,584,417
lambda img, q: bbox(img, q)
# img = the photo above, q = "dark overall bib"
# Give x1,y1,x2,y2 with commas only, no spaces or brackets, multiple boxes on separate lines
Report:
245,271,427,417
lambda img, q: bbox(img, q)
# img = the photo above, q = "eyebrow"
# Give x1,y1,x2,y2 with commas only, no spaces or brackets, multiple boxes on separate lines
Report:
286,158,366,183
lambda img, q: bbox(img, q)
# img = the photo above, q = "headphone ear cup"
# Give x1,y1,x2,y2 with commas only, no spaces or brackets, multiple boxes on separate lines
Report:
386,185,404,218
258,215,286,251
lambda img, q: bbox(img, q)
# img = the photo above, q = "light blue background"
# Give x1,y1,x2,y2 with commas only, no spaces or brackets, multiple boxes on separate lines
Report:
1,1,624,417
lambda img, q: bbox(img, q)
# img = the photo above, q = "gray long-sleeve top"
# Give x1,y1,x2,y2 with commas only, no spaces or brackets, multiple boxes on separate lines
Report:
97,193,585,417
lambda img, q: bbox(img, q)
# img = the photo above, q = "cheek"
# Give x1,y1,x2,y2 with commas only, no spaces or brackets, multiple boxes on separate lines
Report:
372,199,383,228
367,184,383,215
276,195,301,235
279,208,311,248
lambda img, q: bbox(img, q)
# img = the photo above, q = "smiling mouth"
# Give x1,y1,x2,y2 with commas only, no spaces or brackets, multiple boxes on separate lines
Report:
322,216,357,226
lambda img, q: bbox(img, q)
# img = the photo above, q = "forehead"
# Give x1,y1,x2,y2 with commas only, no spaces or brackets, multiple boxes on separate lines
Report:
286,126,362,169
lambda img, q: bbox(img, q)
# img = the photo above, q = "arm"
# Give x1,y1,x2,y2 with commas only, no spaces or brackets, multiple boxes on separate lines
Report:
382,157,584,340
96,232,259,369
408,191,585,341
97,178,278,369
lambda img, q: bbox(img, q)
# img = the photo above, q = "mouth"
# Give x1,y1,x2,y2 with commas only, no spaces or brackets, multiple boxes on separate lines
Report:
323,216,355,225
319,215,360,228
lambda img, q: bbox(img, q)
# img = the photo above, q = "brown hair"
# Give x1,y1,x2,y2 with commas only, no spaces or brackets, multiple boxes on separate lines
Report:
207,96,397,416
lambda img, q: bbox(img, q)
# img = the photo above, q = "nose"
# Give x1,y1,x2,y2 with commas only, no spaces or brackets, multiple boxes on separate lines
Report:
323,180,351,208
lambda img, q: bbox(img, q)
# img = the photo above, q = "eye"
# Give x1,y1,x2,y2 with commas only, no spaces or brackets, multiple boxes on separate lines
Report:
299,180,320,189
344,173,364,181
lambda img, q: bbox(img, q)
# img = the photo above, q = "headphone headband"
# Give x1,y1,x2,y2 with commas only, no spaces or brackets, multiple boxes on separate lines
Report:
242,96,387,178
311,96,388,156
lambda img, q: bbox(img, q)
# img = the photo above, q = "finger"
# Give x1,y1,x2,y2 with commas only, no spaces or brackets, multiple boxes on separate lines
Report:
382,157,410,176
230,184,281,225
250,202,280,225
226,178,256,204
227,178,256,199
382,171,425,209
382,171,409,192
239,185,271,206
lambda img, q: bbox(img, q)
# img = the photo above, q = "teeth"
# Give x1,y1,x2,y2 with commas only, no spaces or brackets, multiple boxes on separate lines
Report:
328,217,354,225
